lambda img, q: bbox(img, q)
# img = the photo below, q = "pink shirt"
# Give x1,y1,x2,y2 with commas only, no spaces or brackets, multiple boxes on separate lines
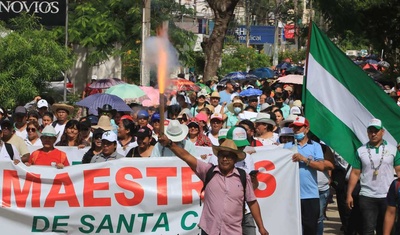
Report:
195,159,256,235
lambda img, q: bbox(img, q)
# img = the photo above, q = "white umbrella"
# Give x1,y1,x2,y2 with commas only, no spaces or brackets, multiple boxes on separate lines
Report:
277,74,304,85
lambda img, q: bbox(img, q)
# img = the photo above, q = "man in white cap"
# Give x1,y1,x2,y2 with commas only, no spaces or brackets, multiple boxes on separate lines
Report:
90,131,124,163
82,75,101,98
150,120,196,157
157,133,268,235
347,118,400,235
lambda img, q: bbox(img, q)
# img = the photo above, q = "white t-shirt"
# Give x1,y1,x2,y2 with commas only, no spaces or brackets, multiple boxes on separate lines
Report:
207,132,219,146
15,129,27,140
54,122,66,144
256,133,279,146
0,143,21,161
24,138,43,147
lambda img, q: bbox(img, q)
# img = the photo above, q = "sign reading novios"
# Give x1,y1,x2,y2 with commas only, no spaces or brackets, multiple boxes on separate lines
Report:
0,0,66,26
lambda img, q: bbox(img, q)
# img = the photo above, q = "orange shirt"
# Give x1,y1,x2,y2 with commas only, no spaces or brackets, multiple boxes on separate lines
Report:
29,148,70,166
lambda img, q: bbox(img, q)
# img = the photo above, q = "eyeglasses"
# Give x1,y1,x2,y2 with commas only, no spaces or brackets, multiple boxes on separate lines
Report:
101,112,110,116
27,128,37,132
94,135,102,139
1,126,11,130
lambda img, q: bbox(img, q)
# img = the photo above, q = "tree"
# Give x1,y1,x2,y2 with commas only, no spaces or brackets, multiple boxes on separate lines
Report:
218,42,271,76
202,0,241,82
314,0,400,64
0,15,73,108
66,0,196,84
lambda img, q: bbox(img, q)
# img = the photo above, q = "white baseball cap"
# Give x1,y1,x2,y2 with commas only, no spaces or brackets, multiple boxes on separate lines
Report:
367,118,382,130
226,126,249,147
102,131,118,142
37,99,48,108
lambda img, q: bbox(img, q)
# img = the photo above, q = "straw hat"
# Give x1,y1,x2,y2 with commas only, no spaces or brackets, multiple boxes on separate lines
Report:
91,116,113,131
212,139,246,161
52,103,74,114
227,100,244,113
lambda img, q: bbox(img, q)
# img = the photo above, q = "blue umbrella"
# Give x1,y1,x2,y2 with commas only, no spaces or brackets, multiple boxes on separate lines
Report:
76,93,132,115
250,68,275,79
239,88,262,97
223,72,247,81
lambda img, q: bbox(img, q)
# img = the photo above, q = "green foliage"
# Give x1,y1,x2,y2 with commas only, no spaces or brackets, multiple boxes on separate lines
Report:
279,49,306,64
0,16,73,108
314,0,400,63
67,0,196,84
218,43,271,76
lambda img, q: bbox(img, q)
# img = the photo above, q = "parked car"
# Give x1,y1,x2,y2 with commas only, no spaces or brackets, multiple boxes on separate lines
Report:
43,73,74,102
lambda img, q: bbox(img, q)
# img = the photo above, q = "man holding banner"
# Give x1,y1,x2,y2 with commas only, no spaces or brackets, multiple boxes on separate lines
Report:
158,134,269,235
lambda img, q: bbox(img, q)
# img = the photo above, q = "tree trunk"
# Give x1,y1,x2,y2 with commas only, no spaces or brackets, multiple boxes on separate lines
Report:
202,0,240,82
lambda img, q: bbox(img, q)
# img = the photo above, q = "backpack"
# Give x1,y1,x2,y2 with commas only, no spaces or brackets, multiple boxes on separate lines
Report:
200,165,247,214
4,143,14,160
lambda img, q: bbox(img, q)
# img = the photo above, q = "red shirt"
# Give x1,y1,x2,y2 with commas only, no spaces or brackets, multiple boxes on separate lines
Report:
29,148,70,166
84,84,102,97
250,139,263,147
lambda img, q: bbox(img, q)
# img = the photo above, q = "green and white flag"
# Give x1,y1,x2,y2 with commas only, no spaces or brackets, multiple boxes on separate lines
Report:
304,22,400,165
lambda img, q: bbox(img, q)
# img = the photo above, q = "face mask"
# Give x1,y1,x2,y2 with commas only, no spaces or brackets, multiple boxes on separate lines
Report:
234,107,241,114
275,102,283,108
294,132,305,141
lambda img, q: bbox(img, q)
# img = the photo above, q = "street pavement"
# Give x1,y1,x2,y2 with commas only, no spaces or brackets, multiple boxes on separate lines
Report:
324,199,343,235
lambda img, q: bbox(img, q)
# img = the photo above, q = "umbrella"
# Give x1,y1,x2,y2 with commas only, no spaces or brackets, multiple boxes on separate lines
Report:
250,68,275,79
239,88,262,97
218,78,239,86
276,62,292,70
284,66,304,75
378,61,390,68
196,83,212,94
223,72,247,81
140,86,160,107
245,73,259,81
168,78,200,92
105,84,147,102
276,74,303,85
89,78,126,89
76,93,132,115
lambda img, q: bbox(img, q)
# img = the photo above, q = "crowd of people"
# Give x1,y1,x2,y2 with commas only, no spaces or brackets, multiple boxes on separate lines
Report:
1,73,400,235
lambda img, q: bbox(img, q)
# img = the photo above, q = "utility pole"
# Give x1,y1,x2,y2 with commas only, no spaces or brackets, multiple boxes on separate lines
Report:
245,0,250,47
140,0,151,86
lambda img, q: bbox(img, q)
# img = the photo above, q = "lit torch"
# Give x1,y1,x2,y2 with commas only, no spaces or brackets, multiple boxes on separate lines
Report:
157,21,169,134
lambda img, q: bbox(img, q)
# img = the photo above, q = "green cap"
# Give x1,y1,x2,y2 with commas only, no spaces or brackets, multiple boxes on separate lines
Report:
226,126,250,147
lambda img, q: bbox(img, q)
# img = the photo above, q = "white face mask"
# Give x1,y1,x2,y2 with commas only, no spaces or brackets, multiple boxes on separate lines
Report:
233,107,241,114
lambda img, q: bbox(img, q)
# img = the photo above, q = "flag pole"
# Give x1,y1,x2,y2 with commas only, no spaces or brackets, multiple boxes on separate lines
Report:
302,19,313,115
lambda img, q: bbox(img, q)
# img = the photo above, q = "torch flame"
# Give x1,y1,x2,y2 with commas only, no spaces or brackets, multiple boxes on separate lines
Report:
157,22,169,94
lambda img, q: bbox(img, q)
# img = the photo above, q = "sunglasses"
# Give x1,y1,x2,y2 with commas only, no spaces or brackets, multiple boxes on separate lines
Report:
27,128,37,132
1,126,11,130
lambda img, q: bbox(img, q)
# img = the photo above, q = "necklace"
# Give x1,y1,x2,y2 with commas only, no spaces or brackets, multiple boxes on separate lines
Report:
367,143,385,176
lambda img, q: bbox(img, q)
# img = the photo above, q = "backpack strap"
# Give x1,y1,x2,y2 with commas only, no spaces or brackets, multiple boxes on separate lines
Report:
4,143,14,160
237,168,247,215
200,165,217,206
52,121,57,128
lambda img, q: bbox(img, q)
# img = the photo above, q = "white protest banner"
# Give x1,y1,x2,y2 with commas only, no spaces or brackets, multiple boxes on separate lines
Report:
4,147,301,234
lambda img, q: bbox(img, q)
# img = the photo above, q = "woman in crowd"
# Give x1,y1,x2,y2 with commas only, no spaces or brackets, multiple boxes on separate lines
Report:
27,110,40,123
40,111,54,130
254,113,278,146
190,92,208,117
24,120,42,147
273,109,284,134
187,120,212,147
81,129,104,164
126,127,154,157
226,99,244,128
117,118,137,155
56,120,90,148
